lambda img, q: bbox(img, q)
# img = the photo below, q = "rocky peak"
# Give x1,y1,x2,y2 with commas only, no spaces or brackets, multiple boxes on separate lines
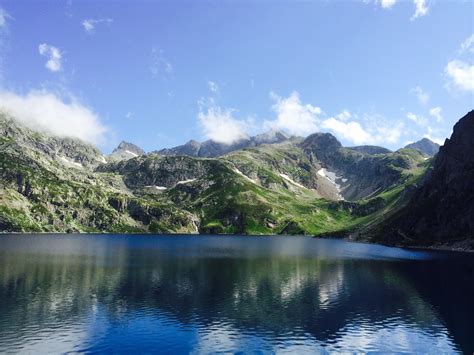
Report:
1,113,105,169
299,133,342,158
109,141,145,161
253,130,289,145
404,138,440,156
115,141,145,155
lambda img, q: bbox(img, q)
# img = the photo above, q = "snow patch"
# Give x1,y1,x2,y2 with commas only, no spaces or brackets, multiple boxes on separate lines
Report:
125,150,139,157
146,185,167,190
59,156,83,168
97,155,107,164
317,168,345,200
279,173,306,189
177,178,197,185
233,167,258,184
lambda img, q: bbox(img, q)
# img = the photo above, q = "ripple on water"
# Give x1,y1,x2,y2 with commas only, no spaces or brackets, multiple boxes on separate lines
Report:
0,235,471,353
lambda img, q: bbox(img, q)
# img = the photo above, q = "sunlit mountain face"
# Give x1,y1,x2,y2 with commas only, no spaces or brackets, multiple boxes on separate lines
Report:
1,235,472,353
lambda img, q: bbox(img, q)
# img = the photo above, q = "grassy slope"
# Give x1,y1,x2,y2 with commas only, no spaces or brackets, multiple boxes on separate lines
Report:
0,118,430,236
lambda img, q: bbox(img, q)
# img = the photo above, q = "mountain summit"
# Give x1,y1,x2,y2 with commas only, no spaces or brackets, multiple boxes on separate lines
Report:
157,130,290,158
404,138,440,156
109,141,146,161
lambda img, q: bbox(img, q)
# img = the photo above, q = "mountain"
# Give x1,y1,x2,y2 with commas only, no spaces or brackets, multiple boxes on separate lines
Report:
299,133,427,201
109,141,146,161
0,114,106,169
348,145,392,155
404,138,440,156
2,109,472,250
156,130,290,157
360,111,474,250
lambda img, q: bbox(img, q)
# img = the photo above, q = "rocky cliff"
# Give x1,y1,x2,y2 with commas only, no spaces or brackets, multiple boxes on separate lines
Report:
362,111,474,249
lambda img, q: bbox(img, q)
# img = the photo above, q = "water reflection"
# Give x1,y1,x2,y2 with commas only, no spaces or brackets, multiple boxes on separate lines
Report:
0,235,472,353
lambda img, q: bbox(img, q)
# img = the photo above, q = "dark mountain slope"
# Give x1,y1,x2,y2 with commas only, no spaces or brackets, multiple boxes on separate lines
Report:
348,145,392,155
363,110,474,249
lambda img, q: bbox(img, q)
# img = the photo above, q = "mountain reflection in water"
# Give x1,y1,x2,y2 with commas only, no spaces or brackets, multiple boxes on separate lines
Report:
0,235,473,353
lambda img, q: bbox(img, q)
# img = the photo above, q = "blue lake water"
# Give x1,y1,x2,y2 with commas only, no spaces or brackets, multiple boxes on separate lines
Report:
0,234,473,353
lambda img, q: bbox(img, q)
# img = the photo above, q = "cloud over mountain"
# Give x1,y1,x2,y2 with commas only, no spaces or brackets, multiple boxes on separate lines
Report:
0,90,107,144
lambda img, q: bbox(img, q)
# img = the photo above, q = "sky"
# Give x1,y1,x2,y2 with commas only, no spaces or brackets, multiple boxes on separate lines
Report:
0,0,472,153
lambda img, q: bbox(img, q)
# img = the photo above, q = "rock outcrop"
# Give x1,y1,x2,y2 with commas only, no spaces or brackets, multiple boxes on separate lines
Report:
156,130,290,158
365,111,474,248
109,141,146,161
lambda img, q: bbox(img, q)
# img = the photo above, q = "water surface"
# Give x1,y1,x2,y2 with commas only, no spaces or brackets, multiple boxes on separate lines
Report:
0,234,473,353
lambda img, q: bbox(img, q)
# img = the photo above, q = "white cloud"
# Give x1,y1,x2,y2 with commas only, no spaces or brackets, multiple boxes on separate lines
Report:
336,110,351,121
459,34,474,54
0,90,107,144
380,0,397,9
445,60,474,92
38,43,62,72
321,111,403,145
0,7,12,28
411,0,428,20
198,102,250,144
321,117,373,145
82,18,113,34
429,107,442,122
265,91,321,136
150,48,173,78
410,86,429,105
208,81,219,93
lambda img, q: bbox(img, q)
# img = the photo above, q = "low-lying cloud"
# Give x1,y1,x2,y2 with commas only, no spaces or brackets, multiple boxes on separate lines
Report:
0,90,108,144
198,101,250,145
322,111,403,146
265,91,321,136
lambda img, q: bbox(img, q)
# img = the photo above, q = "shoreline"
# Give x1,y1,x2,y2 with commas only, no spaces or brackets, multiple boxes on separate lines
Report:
1,231,473,253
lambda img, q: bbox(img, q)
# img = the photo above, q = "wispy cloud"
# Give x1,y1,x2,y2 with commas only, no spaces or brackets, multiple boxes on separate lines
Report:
208,81,219,93
150,48,173,78
82,18,113,34
0,7,12,85
0,90,108,144
406,112,426,126
429,107,442,122
198,99,251,144
265,91,321,136
38,43,63,72
459,34,474,55
411,0,428,20
410,86,429,105
367,0,429,20
0,7,12,28
379,0,397,9
125,111,134,120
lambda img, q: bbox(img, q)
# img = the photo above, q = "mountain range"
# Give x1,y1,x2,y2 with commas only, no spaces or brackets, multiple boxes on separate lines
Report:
0,110,471,250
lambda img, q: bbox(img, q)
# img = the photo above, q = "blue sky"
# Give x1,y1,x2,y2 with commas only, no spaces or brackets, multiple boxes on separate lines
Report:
0,0,472,152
